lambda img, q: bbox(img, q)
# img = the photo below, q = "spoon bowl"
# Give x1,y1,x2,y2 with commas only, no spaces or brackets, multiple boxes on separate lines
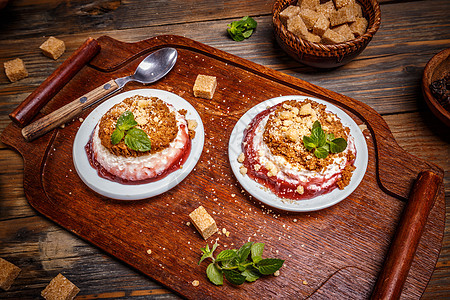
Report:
117,47,178,87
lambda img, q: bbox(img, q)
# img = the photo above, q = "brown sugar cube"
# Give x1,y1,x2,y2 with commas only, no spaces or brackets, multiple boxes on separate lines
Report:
329,5,357,27
39,36,66,60
333,0,355,9
349,2,363,17
315,1,336,19
298,0,320,10
189,205,218,240
287,15,309,39
279,5,301,25
313,13,330,36
193,74,217,100
3,58,28,82
321,28,346,44
333,23,355,41
305,32,321,43
300,8,320,30
41,273,80,300
0,258,21,291
350,17,368,37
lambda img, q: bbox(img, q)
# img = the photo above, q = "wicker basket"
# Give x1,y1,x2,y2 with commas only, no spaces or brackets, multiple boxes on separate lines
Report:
272,0,381,68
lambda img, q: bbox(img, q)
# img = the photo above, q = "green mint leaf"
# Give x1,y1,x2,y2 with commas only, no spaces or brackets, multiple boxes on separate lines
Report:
227,28,245,42
256,258,285,275
241,267,261,282
311,122,326,147
303,135,318,150
227,16,257,41
116,111,138,131
223,269,246,285
206,263,223,285
314,147,329,159
199,252,210,265
251,243,264,263
329,138,347,153
111,128,124,145
312,120,321,131
215,249,237,263
124,127,152,152
237,242,253,263
242,16,257,29
242,29,254,38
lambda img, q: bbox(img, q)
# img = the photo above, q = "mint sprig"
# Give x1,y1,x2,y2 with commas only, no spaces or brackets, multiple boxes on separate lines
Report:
303,121,347,159
227,16,257,42
111,111,151,152
199,242,284,285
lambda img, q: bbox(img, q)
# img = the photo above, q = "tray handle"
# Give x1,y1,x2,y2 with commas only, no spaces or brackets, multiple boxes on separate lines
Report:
371,170,442,300
9,37,101,127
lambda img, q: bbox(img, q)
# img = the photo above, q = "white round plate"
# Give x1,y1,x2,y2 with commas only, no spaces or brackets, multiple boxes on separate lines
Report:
228,95,368,212
73,89,204,200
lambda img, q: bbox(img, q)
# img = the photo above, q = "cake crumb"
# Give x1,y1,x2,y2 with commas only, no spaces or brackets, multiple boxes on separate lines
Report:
146,249,152,255
192,280,199,287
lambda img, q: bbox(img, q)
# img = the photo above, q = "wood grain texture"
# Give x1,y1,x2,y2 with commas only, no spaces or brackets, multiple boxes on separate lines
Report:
0,35,445,300
0,0,449,299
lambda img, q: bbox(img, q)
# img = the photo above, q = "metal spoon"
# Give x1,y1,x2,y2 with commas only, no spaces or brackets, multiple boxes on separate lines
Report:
22,47,178,142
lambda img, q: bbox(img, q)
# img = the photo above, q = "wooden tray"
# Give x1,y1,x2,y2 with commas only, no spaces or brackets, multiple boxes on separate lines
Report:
1,35,445,299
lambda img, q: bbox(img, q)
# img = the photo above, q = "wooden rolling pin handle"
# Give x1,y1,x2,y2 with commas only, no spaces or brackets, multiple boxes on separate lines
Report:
371,170,442,300
21,79,119,142
9,37,101,127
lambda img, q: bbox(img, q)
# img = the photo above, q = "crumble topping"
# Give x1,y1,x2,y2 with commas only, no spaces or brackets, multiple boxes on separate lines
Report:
98,95,178,157
263,99,351,174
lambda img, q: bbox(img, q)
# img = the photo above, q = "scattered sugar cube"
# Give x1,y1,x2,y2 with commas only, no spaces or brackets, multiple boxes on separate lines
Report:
333,23,355,41
193,74,217,100
330,6,357,27
41,273,80,300
300,8,320,30
298,0,320,10
350,17,368,37
40,37,66,60
312,13,330,36
189,206,218,240
287,15,309,39
279,5,300,25
333,0,355,9
315,1,336,19
0,258,21,291
322,28,346,44
3,58,28,82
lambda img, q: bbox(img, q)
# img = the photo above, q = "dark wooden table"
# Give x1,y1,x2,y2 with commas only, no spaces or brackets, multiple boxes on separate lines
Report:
0,0,448,299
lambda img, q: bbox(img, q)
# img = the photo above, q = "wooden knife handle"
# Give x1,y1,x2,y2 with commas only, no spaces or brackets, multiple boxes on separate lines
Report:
371,170,442,300
21,79,119,142
9,37,101,127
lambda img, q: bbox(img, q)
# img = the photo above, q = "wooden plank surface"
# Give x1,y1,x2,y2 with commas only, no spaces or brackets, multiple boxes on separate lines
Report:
0,0,449,299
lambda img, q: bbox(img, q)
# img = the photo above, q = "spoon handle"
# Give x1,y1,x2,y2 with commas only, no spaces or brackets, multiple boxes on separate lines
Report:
22,79,119,142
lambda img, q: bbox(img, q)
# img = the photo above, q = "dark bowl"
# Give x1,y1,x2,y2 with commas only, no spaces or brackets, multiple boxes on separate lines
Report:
422,48,450,127
272,0,381,68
